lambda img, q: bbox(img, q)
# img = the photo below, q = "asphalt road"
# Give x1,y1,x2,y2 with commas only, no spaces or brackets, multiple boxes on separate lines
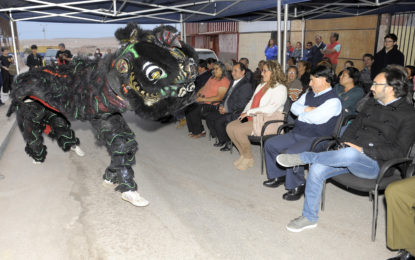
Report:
0,111,396,260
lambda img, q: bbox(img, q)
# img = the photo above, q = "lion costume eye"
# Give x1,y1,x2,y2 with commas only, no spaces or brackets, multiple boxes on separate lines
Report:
116,59,129,74
143,62,166,82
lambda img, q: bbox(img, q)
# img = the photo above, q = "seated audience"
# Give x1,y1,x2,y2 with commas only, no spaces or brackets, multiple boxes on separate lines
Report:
253,60,265,88
239,57,255,89
286,66,303,102
287,57,297,67
344,60,354,69
334,67,364,116
185,61,230,138
226,60,287,171
385,176,415,260
360,53,375,93
206,58,217,71
405,65,415,99
291,42,302,61
276,65,415,232
263,65,341,202
194,60,211,92
205,62,253,151
297,60,311,93
302,42,313,62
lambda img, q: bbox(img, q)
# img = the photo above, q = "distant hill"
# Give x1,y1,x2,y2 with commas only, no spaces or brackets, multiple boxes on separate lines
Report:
20,37,119,55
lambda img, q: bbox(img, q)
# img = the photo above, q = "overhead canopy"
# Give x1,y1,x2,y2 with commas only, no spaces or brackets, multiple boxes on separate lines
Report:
0,0,414,24
0,0,308,24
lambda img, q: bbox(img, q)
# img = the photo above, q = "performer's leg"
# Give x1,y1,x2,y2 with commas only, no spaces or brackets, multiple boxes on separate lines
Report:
16,102,47,162
91,114,148,207
46,110,80,152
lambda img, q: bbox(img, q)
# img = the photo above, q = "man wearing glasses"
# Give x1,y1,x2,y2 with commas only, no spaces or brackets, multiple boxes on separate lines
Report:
277,65,415,233
371,33,404,79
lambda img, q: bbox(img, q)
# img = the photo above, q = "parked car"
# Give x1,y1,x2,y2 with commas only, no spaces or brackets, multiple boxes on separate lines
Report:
43,49,58,66
195,48,218,61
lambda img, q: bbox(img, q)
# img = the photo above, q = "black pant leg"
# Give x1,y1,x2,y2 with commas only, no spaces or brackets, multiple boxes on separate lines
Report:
204,110,221,138
215,115,230,143
185,103,204,134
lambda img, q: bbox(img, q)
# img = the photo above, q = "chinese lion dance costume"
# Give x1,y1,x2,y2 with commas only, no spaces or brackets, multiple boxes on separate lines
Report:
7,23,198,206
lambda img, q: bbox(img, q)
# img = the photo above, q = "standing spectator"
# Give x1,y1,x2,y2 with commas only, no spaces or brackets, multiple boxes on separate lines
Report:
334,67,364,116
263,65,341,201
205,62,253,151
385,176,415,260
26,44,43,71
0,47,14,102
322,32,341,72
107,49,112,55
371,33,405,79
94,48,102,59
310,35,326,66
302,42,313,62
55,43,73,65
291,42,302,61
226,60,287,171
360,53,374,93
265,39,278,60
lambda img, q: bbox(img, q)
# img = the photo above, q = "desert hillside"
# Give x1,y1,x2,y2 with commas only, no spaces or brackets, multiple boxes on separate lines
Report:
20,37,120,55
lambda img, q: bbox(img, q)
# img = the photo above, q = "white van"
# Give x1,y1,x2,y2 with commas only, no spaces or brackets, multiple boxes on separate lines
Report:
195,48,218,61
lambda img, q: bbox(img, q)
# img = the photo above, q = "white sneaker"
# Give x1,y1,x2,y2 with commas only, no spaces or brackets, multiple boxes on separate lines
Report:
33,159,42,165
71,145,85,157
103,179,116,187
121,191,149,207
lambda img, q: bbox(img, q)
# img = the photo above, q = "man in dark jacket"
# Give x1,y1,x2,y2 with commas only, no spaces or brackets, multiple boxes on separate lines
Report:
205,62,253,151
277,65,415,233
26,44,43,70
371,34,404,79
194,59,211,92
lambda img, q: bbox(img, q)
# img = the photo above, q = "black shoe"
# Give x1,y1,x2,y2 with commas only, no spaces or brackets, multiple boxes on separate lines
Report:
387,250,415,260
283,184,305,201
220,142,232,152
263,176,285,188
0,101,4,106
214,141,226,147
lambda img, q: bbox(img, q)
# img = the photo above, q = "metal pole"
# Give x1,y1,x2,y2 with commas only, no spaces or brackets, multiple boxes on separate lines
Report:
183,17,187,44
301,17,305,60
277,0,282,64
9,12,20,75
283,4,288,71
180,13,184,41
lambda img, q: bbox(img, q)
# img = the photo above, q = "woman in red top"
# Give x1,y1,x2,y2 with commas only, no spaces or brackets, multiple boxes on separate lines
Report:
185,61,230,138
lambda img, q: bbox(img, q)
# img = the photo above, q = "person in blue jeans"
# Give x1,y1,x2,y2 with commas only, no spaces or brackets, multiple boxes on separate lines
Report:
276,65,415,232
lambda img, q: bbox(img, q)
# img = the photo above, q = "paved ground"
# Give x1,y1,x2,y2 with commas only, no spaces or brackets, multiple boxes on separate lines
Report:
0,108,397,260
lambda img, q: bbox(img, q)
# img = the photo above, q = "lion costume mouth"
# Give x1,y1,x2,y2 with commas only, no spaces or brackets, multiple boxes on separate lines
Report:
128,71,195,106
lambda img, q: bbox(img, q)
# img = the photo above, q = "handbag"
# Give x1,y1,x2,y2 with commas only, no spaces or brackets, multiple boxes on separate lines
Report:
200,103,219,118
252,110,285,136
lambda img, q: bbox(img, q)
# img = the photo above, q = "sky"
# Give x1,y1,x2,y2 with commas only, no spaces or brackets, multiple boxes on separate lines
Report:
17,21,179,40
